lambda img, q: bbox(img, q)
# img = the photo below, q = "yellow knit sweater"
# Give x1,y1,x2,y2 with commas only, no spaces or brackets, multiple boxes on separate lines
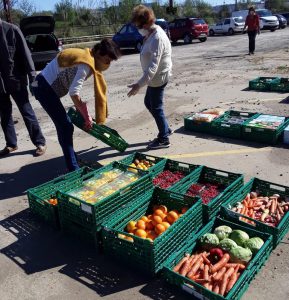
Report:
57,48,107,124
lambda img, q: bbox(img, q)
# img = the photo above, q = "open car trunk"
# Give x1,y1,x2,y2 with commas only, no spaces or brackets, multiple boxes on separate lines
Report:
26,34,58,52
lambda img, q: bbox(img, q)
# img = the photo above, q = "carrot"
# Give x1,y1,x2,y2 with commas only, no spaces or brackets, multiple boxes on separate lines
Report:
173,254,189,273
204,265,209,281
202,253,211,266
226,266,240,293
213,283,220,294
213,266,227,281
199,263,205,271
211,253,230,274
223,267,235,279
219,276,229,296
195,278,210,284
225,263,246,270
276,210,281,222
187,256,204,279
207,283,213,291
180,255,196,276
278,205,284,215
270,198,276,214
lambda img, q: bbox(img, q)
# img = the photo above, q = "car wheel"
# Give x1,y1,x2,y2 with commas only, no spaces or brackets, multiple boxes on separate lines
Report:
135,41,142,52
228,28,234,35
183,34,192,44
199,37,207,42
209,29,214,36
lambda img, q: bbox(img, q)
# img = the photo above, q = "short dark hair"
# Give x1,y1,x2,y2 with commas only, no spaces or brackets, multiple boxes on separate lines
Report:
249,6,255,12
92,39,121,60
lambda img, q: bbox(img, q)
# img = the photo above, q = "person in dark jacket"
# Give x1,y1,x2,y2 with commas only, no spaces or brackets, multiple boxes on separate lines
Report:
243,7,260,55
0,19,46,156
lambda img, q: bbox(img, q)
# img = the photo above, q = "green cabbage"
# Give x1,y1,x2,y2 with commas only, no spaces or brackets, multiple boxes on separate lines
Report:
229,230,250,246
229,246,252,264
244,237,264,254
219,238,238,252
214,225,233,241
200,233,219,250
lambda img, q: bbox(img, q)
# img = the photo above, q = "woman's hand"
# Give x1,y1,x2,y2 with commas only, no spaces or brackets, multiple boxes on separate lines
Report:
127,83,140,97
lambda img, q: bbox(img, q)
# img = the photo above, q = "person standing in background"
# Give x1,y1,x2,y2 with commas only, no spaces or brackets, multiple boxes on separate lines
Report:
243,7,260,55
0,18,46,157
127,5,173,150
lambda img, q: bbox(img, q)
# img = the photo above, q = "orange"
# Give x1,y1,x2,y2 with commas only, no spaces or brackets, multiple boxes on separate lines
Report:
158,205,168,214
171,209,180,215
147,214,153,220
153,205,159,212
135,229,147,238
152,215,163,224
154,209,164,217
162,222,171,230
136,220,146,230
127,221,136,232
181,207,189,214
155,224,166,235
167,211,179,224
140,216,149,223
147,230,158,240
146,221,154,231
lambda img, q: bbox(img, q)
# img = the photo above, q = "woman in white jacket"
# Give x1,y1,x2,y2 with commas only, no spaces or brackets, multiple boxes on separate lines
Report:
127,5,173,150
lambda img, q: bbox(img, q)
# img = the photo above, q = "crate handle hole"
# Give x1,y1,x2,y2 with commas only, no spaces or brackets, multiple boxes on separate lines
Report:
269,184,285,192
215,171,229,177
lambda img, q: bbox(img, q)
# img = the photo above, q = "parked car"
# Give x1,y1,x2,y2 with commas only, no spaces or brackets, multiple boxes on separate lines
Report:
112,23,143,52
280,12,289,24
274,14,287,29
20,15,62,66
169,17,208,44
209,17,245,36
155,18,170,38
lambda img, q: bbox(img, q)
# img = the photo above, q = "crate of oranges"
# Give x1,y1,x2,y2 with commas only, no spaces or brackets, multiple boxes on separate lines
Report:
101,187,203,274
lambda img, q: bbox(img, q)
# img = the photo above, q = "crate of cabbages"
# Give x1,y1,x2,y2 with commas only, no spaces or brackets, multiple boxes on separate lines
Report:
184,108,225,134
171,166,244,222
249,77,280,91
221,177,289,248
163,217,273,300
270,77,289,93
242,114,289,144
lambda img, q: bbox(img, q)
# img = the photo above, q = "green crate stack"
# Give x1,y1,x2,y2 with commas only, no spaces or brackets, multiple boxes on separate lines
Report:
242,115,289,144
184,114,220,134
67,107,129,152
163,217,273,300
57,162,152,245
119,152,167,176
27,167,93,229
211,111,259,139
270,77,289,93
171,166,244,222
151,159,201,190
249,77,280,91
101,187,202,275
221,177,289,248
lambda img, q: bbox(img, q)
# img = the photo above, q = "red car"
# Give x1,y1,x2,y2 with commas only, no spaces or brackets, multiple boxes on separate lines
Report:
169,17,208,44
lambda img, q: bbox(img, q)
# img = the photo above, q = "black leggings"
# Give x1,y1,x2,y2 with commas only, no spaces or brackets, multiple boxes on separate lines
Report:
248,30,257,53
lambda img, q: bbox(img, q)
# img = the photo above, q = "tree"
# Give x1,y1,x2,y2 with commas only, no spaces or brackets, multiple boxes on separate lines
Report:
17,0,36,16
218,4,230,19
55,0,74,21
265,0,287,12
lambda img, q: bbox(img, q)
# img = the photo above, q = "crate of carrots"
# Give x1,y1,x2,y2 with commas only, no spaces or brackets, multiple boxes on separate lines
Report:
221,177,289,248
163,217,273,300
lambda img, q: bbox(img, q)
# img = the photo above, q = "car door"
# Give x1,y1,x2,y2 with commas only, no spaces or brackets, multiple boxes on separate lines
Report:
126,24,140,47
215,21,223,34
113,25,128,47
223,18,231,32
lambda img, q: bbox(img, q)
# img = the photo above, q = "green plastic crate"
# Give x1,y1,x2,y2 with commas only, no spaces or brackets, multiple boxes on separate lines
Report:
163,217,273,300
184,113,221,134
27,167,93,229
151,159,201,190
171,166,244,222
221,177,289,248
242,115,289,144
270,77,289,93
57,162,153,243
211,111,259,139
68,107,129,152
101,187,202,275
249,77,280,91
119,152,167,175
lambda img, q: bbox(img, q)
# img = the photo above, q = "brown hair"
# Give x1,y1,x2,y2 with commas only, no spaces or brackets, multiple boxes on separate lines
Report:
92,39,121,60
131,5,155,28
248,6,255,12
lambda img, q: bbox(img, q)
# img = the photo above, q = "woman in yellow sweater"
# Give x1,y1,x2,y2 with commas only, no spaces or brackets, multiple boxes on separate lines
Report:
32,39,121,171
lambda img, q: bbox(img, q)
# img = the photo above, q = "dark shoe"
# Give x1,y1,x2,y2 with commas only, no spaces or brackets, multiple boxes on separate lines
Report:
0,146,18,156
168,128,174,136
35,145,47,156
147,138,170,150
251,52,254,55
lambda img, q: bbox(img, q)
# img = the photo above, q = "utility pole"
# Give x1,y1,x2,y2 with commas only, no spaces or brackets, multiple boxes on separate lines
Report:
2,0,12,23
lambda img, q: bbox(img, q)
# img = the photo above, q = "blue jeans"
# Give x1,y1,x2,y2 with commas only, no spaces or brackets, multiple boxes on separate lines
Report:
33,75,79,171
144,83,170,141
0,87,45,148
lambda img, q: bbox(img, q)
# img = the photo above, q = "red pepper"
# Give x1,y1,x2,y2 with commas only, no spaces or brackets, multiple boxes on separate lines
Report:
209,248,224,263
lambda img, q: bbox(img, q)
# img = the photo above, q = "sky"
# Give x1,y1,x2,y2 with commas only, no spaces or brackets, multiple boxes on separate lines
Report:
37,0,236,12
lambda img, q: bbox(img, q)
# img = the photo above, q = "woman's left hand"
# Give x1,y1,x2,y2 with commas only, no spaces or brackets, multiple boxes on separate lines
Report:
127,83,140,97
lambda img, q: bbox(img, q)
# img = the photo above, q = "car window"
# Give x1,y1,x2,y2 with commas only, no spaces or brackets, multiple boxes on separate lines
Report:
216,22,222,26
224,19,230,25
119,25,127,34
169,22,175,29
233,17,243,22
176,20,186,28
256,10,272,17
127,25,136,33
191,19,206,25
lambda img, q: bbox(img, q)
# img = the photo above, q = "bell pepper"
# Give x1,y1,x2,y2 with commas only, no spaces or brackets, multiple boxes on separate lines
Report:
209,248,224,263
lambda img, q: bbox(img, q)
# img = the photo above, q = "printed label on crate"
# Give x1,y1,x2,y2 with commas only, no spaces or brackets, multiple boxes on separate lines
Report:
69,198,80,206
245,128,252,132
181,284,209,300
81,203,93,214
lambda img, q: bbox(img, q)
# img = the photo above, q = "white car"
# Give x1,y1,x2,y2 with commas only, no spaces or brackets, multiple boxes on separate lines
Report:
209,17,245,36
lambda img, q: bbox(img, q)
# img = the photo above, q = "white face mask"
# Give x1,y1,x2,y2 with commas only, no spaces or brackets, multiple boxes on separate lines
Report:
138,28,149,36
